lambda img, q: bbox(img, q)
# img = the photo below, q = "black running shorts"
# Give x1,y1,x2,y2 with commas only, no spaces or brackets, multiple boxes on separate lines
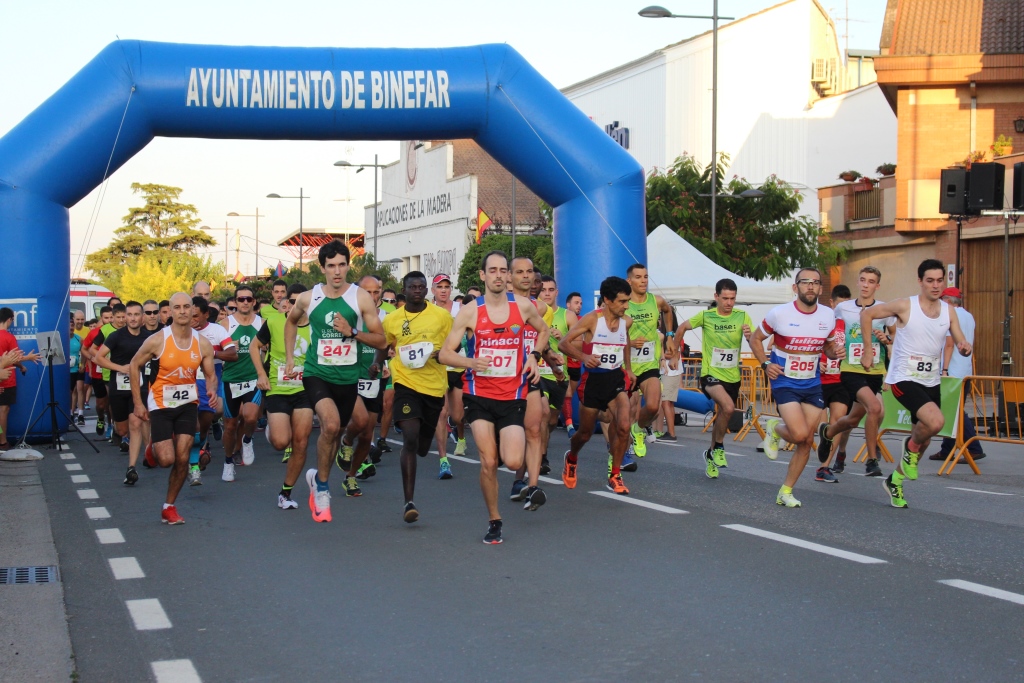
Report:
393,383,445,444
891,381,941,424
150,403,199,443
303,375,358,426
463,395,526,431
264,391,312,415
577,369,626,412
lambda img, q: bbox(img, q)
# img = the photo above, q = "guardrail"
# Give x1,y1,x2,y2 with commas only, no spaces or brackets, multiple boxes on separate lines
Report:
938,375,1024,475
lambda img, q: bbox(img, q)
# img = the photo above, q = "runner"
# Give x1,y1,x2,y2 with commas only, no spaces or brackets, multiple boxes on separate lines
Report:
158,300,171,326
220,285,263,480
814,284,851,482
69,315,86,426
815,267,896,477
561,292,583,435
91,303,127,444
750,268,840,507
192,281,212,301
536,275,573,476
673,278,753,479
860,259,972,508
129,293,220,524
285,239,387,523
379,271,453,523
189,297,237,485
80,306,112,435
441,251,547,543
626,264,674,464
559,276,636,495
252,283,313,509
429,273,461,478
264,279,288,320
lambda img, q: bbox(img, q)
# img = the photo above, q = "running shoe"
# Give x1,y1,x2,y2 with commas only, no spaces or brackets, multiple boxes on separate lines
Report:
161,505,185,525
711,446,728,468
187,465,202,487
883,474,908,508
198,445,211,471
454,438,467,456
510,479,528,501
232,450,243,466
305,469,332,522
212,420,223,441
631,423,647,458
816,422,833,464
815,467,838,483
761,419,782,460
900,438,920,480
539,455,551,475
403,501,419,523
606,473,629,495
832,452,846,474
278,494,298,510
656,433,677,442
143,444,156,469
703,449,719,479
222,462,235,482
621,449,638,472
562,451,578,489
368,444,382,464
336,442,354,471
256,416,267,432
123,466,138,486
342,476,362,497
95,418,105,436
104,423,113,440
865,458,883,477
356,461,376,480
567,424,577,439
281,446,292,464
644,425,656,443
119,436,129,453
241,437,255,466
776,488,801,508
76,414,85,427
483,519,503,544
438,458,453,480
524,486,546,511
377,437,392,453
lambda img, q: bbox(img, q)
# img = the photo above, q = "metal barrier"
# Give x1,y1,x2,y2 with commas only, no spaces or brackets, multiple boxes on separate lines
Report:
939,375,1024,475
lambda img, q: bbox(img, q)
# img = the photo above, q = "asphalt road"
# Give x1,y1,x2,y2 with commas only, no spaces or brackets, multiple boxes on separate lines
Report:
41,416,1024,683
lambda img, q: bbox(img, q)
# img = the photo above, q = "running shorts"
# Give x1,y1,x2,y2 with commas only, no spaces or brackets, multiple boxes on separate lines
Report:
265,391,312,415
392,383,445,446
463,395,526,431
577,369,626,412
539,377,568,411
446,370,464,391
840,372,884,398
302,376,358,427
150,403,199,443
822,382,853,410
771,384,824,409
222,380,262,419
891,381,940,424
700,375,741,404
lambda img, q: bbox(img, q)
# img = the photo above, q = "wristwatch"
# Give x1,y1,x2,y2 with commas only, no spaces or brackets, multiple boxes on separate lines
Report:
761,361,771,371
532,351,542,361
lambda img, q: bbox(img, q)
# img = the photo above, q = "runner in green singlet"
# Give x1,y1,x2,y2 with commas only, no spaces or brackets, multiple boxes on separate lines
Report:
220,285,264,478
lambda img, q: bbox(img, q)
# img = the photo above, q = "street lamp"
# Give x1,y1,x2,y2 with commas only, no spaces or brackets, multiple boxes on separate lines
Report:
200,223,229,273
227,209,265,277
640,4,734,242
267,190,308,271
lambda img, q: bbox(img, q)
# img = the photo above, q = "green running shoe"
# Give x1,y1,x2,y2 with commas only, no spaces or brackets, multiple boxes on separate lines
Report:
342,475,362,497
884,474,908,508
761,419,782,460
711,446,728,468
631,423,647,458
901,438,920,480
282,446,292,463
776,488,801,508
335,442,354,471
703,449,719,479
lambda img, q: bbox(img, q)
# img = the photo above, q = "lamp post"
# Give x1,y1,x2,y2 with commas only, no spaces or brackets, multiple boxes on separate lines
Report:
227,209,264,277
267,190,307,271
200,223,229,273
640,4,734,243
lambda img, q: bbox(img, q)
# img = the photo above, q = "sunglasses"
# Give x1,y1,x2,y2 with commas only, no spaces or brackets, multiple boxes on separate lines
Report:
226,306,237,312
382,298,397,304
796,279,822,286
143,310,159,315
236,296,254,303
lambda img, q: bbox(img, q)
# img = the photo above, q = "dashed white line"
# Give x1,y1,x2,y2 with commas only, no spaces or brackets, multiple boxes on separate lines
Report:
60,453,76,460
938,579,1024,605
77,489,99,500
434,451,564,485
71,474,90,484
946,487,1015,496
86,507,110,520
126,599,172,630
65,463,83,471
588,491,688,514
151,659,202,683
446,454,479,465
722,524,887,564
108,557,145,580
96,528,125,544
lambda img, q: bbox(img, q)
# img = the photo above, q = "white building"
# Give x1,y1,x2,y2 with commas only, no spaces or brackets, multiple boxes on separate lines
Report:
561,0,896,213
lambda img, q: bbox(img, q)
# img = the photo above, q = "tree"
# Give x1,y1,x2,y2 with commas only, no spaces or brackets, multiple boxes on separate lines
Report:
645,154,847,280
457,235,554,292
346,253,401,291
116,252,225,303
85,183,215,286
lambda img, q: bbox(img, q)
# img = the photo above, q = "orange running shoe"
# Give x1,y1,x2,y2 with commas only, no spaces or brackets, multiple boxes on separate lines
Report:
305,469,332,523
160,505,185,525
562,450,577,489
606,473,629,495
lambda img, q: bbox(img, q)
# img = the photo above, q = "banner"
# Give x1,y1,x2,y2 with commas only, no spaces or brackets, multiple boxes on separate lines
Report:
860,377,963,439
476,207,492,244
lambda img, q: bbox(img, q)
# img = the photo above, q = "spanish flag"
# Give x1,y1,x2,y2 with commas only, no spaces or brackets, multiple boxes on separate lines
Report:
476,208,493,245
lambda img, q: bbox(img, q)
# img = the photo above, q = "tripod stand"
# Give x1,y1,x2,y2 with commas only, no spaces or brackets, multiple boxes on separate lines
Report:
20,332,98,452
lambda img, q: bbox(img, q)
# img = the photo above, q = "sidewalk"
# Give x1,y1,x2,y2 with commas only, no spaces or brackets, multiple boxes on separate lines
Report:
0,455,75,682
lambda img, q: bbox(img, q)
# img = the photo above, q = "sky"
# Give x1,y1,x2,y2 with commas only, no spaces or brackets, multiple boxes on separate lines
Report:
0,0,887,280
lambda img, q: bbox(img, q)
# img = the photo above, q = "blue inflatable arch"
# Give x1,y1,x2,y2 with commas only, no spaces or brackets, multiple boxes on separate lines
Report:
0,41,645,436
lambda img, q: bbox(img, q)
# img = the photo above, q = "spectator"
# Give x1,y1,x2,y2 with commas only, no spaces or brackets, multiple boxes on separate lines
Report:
0,308,41,449
929,287,983,461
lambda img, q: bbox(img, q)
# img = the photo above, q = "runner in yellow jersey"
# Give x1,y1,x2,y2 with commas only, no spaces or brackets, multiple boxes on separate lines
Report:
537,275,573,476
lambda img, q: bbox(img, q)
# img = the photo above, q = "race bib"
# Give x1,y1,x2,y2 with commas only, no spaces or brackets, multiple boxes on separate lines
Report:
229,379,257,396
524,337,537,355
907,355,940,382
163,383,197,408
631,341,655,363
399,341,434,369
847,342,881,365
592,343,623,370
783,354,817,380
821,357,842,376
317,338,357,366
357,378,380,398
710,347,740,369
477,347,518,377
115,372,132,391
276,364,304,387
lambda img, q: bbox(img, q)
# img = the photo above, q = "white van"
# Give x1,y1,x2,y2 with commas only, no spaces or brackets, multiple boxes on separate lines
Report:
70,279,116,321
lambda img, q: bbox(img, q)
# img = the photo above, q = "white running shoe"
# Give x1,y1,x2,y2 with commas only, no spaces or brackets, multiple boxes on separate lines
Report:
304,468,332,522
222,462,235,482
187,467,202,487
241,438,255,466
761,418,782,460
776,489,802,508
277,494,298,510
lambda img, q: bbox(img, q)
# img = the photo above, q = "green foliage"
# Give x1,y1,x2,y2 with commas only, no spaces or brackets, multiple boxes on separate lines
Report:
646,154,848,281
117,251,225,303
229,254,400,306
457,235,554,292
346,253,402,291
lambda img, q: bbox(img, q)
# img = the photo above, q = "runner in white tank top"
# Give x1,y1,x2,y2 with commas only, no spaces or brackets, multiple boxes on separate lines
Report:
858,259,973,509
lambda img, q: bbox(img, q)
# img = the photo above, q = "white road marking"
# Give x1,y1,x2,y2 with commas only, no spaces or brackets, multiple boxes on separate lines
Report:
77,489,99,500
429,449,563,484
95,528,125,544
126,599,172,630
538,475,564,486
71,474,90,484
85,507,110,520
946,487,1015,496
722,524,887,564
770,460,790,465
724,451,748,457
938,579,1024,605
446,454,478,465
108,557,145,580
151,659,203,683
65,463,83,471
588,491,688,514
60,453,76,460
